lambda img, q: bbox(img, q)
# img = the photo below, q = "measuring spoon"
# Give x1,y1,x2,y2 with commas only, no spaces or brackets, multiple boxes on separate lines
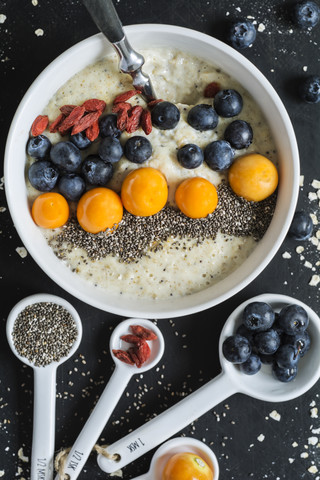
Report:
98,293,320,473
128,437,219,480
56,318,164,480
6,293,82,480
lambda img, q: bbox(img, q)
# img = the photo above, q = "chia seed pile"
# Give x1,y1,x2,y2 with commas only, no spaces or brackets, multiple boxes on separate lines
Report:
49,182,276,264
12,302,78,367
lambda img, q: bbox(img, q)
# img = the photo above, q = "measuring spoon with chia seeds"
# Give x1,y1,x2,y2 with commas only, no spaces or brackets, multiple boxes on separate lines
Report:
55,318,164,480
97,294,320,474
6,293,83,480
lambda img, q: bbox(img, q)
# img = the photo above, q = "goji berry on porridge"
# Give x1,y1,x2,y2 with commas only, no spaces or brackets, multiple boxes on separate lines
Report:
26,48,278,300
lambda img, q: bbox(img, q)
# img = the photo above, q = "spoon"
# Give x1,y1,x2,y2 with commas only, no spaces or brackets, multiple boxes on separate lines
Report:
55,318,164,480
126,437,219,480
6,293,83,480
82,0,156,101
97,293,320,473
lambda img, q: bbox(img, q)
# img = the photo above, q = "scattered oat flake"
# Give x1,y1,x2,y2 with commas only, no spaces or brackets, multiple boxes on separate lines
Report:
301,452,309,458
32,0,38,4
282,252,291,259
292,441,298,447
296,246,304,254
258,23,265,32
303,66,308,72
300,175,305,187
0,14,6,23
309,275,320,287
16,247,27,258
310,214,318,225
257,434,265,442
288,458,294,463
308,436,318,445
304,261,313,268
311,237,319,246
0,206,6,213
308,465,318,474
310,407,318,418
312,180,320,189
0,471,4,478
312,428,320,434
35,28,44,36
269,410,281,421
110,469,123,477
309,192,318,201
18,448,29,462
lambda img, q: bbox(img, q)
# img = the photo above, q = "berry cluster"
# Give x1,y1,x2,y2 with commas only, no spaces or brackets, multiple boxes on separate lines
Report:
223,301,311,382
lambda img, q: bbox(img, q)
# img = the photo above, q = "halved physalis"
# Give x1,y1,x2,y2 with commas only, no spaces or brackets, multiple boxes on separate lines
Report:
162,452,214,480
31,192,69,229
175,177,218,219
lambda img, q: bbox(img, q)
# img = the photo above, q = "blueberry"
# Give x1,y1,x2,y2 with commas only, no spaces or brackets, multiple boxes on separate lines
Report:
272,363,298,383
98,136,123,164
259,353,275,365
50,141,81,173
151,101,180,130
224,120,253,149
187,104,219,131
70,132,92,150
278,304,309,335
28,160,59,191
283,331,311,357
299,75,320,103
254,329,281,355
214,89,243,117
58,173,86,202
81,155,113,185
99,114,121,138
288,211,313,240
243,302,275,332
239,353,261,375
275,344,300,369
236,324,255,345
293,1,320,29
27,135,51,159
124,136,152,164
222,334,251,364
177,144,204,169
228,20,257,49
204,140,235,171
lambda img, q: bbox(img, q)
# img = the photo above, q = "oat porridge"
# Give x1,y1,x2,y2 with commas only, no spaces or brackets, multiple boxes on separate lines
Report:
26,48,278,300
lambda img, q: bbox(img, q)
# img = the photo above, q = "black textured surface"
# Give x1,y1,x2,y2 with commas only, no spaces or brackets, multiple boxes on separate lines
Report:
1,0,320,478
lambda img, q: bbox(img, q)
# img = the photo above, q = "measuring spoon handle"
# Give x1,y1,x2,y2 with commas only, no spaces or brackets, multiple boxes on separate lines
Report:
98,372,237,473
31,367,56,480
55,366,130,480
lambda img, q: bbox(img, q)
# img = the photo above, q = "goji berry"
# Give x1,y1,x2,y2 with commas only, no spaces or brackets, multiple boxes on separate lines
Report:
112,349,134,365
49,113,65,133
85,119,99,141
147,99,163,109
60,105,77,115
120,334,144,346
113,89,141,104
130,324,157,340
204,82,220,98
140,110,152,135
112,102,131,114
116,109,128,131
136,341,151,365
126,105,143,133
71,111,101,135
58,105,86,134
128,347,141,367
31,115,49,136
82,98,106,112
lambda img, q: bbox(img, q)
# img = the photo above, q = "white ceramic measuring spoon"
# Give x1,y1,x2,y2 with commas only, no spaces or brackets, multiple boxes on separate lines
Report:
130,437,219,480
6,293,83,480
98,293,320,473
56,318,164,480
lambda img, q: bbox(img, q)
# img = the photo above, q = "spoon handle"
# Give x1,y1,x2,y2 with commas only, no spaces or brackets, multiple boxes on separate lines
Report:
31,367,56,480
55,366,131,480
97,372,237,473
82,0,124,43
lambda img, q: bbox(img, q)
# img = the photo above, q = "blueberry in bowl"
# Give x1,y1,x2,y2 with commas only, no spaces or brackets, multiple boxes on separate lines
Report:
99,114,121,139
98,136,123,163
28,159,60,191
224,120,253,149
81,155,113,185
124,136,152,164
177,144,204,169
214,89,243,118
187,104,219,131
70,132,92,150
50,141,82,173
204,140,234,171
151,101,180,130
58,173,86,202
27,135,51,159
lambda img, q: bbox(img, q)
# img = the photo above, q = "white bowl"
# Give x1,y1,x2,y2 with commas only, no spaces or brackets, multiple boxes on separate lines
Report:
4,24,299,318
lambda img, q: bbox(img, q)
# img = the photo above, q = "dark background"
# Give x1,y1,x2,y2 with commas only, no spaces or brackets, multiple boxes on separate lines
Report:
1,0,320,478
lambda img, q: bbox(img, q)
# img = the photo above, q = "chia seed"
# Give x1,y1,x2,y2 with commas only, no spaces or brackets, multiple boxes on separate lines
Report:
49,182,276,263
12,302,78,367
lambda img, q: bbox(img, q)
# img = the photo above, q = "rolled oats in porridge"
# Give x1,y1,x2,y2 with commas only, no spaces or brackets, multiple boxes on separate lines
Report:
26,48,278,300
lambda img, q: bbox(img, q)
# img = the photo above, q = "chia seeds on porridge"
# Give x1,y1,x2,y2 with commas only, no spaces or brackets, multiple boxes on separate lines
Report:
26,48,278,299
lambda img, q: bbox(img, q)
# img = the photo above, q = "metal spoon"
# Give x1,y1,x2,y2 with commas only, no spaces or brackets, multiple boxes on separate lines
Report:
82,0,156,101
6,294,83,480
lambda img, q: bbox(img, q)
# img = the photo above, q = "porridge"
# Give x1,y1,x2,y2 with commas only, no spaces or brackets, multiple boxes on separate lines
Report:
26,48,278,300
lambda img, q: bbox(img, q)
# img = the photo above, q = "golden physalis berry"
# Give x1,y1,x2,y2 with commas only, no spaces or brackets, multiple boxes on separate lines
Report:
31,192,69,229
228,153,278,202
121,167,168,216
162,452,214,480
175,177,218,219
77,187,123,234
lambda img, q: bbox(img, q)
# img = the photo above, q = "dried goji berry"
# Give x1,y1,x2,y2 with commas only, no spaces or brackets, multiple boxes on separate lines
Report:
112,349,134,365
126,105,143,133
31,115,49,136
82,98,106,112
49,113,65,133
147,99,163,109
112,102,131,114
85,119,99,141
116,109,128,131
120,334,144,346
60,105,77,115
58,105,86,134
113,89,141,104
71,111,101,135
204,82,220,98
130,325,157,341
140,110,152,135
136,341,151,365
128,347,141,367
